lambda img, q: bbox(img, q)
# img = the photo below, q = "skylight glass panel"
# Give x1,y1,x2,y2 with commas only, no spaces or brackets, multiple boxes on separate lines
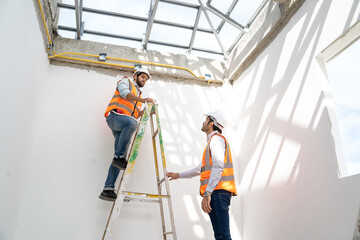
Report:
192,31,221,52
231,0,267,25
82,12,147,38
58,8,76,28
81,34,141,49
56,0,268,59
191,49,223,60
58,30,76,39
83,0,151,18
210,0,235,14
147,43,189,55
197,10,222,29
177,0,199,5
150,24,192,46
156,2,197,26
218,23,241,50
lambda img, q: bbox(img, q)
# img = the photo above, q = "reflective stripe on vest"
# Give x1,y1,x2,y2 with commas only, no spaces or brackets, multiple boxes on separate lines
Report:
104,78,143,118
200,133,237,196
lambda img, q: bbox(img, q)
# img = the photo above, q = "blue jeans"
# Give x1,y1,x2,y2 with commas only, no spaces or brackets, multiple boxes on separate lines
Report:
209,190,232,240
104,113,137,190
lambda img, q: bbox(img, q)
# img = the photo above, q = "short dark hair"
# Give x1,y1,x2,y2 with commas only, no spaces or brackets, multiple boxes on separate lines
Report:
208,119,222,134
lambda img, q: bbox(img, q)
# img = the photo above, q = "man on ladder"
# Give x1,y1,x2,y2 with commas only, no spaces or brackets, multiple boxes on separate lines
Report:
99,68,155,202
167,110,237,240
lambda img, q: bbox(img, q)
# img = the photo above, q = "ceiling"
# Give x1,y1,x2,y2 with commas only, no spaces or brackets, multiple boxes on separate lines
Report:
56,0,269,59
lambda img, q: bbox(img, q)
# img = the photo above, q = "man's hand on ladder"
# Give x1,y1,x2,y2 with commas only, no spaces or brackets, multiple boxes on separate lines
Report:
144,97,156,104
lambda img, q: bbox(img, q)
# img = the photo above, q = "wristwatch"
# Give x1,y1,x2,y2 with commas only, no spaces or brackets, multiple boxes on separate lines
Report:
204,191,212,197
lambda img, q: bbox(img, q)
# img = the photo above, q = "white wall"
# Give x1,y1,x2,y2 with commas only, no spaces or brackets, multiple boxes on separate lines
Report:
230,0,360,239
0,1,238,240
0,0,50,239
3,0,360,240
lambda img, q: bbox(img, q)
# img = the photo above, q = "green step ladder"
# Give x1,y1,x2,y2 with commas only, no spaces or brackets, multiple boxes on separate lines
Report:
102,103,177,240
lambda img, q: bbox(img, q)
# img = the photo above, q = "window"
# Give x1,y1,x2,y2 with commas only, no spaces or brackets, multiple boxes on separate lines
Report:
322,23,360,176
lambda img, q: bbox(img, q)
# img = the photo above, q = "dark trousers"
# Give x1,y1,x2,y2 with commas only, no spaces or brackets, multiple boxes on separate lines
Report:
209,190,232,240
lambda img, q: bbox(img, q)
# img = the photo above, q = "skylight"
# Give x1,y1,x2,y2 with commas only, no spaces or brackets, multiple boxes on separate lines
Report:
57,0,269,59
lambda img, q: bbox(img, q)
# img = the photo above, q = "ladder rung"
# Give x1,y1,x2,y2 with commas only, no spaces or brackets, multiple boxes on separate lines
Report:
124,196,160,203
122,191,170,199
152,129,159,137
158,177,165,185
164,232,173,235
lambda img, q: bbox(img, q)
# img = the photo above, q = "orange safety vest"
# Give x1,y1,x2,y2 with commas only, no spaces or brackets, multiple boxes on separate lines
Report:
104,77,143,119
200,133,237,196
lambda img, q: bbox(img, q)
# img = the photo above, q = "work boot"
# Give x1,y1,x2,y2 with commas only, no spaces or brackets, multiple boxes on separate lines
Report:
99,190,117,201
111,157,127,170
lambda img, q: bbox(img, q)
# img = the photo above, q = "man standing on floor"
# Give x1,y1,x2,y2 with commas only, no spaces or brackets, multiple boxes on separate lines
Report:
166,110,237,240
99,68,155,202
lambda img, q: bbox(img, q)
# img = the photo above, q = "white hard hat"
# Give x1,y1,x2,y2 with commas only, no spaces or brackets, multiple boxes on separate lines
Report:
204,109,225,129
133,68,151,80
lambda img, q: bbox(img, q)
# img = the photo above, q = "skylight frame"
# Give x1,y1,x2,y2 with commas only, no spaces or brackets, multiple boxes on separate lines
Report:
57,0,269,59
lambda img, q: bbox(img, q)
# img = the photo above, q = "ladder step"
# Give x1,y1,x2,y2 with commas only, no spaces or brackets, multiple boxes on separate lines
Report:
158,177,165,185
152,129,159,137
124,196,160,203
164,232,173,235
122,191,170,199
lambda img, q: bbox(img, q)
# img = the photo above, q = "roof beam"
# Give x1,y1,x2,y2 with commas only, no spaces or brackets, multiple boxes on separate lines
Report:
215,0,239,33
198,0,228,58
159,0,199,9
57,3,213,34
74,0,83,39
187,7,201,53
203,1,245,32
57,25,222,55
143,0,160,49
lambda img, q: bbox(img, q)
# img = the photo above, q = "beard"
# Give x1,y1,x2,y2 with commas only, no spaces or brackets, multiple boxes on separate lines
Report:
136,78,145,87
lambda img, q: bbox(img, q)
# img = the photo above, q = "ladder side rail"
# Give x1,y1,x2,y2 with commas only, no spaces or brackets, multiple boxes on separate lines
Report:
102,113,145,239
150,110,167,240
154,105,177,240
103,106,152,240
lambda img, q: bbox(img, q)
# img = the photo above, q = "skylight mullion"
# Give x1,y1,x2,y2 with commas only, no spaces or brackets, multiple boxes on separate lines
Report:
74,0,82,39
188,7,201,53
143,0,160,49
204,1,245,32
198,0,228,58
215,0,239,33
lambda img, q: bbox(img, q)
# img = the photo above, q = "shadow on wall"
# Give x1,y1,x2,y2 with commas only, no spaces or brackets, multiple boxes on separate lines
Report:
143,80,239,239
227,0,360,239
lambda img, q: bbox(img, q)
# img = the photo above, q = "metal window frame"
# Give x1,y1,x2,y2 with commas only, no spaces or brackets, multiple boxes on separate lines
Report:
57,0,269,58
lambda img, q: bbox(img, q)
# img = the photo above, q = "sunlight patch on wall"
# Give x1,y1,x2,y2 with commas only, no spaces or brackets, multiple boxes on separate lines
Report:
183,195,200,222
186,111,198,131
242,130,286,192
229,213,242,240
252,131,283,189
193,225,206,239
270,138,300,185
275,75,302,124
164,102,177,120
255,93,278,140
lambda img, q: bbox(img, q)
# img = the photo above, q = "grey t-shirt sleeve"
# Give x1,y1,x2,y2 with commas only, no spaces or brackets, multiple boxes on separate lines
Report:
179,161,201,178
117,78,131,99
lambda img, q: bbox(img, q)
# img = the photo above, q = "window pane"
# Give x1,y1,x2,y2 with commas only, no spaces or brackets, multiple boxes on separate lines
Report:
82,12,147,38
150,23,192,46
231,0,267,25
58,8,76,28
83,0,151,18
327,40,360,176
156,2,197,26
82,34,141,49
